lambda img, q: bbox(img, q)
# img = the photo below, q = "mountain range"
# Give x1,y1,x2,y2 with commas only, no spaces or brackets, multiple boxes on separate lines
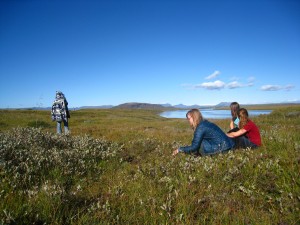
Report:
74,101,300,110
6,101,300,110
81,102,227,110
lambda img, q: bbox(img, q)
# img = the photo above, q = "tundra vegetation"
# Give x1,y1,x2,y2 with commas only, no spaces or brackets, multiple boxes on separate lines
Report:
0,105,299,224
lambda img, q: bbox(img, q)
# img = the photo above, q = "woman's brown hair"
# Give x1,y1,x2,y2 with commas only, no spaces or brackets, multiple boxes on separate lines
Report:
186,109,203,130
238,108,249,128
230,102,240,118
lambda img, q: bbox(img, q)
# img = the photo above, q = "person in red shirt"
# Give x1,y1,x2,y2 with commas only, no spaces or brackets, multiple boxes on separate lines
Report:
226,108,261,149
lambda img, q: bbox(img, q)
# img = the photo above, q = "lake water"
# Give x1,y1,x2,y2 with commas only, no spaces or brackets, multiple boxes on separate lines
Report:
160,109,272,119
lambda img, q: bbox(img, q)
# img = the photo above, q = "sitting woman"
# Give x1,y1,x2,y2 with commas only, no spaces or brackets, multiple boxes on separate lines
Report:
173,109,235,156
226,108,261,149
228,101,240,133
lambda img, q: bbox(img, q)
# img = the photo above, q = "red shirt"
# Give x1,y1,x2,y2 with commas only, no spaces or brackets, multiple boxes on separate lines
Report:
243,119,261,146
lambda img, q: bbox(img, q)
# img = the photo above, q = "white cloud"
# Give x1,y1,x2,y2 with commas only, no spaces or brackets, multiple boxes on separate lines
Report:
260,85,281,91
227,81,243,89
181,72,295,93
260,84,295,91
227,76,255,87
205,70,220,80
283,85,295,91
196,80,226,90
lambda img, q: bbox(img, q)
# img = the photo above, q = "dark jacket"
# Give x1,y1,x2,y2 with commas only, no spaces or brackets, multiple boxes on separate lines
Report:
179,120,235,155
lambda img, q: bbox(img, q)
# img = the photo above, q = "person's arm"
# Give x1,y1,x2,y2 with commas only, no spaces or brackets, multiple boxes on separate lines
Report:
173,126,204,155
227,128,247,138
230,120,234,129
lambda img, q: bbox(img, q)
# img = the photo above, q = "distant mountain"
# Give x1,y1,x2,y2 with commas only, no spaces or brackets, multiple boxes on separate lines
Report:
30,107,52,110
79,105,114,109
173,104,187,108
173,104,207,109
161,103,173,107
113,102,173,109
214,102,232,108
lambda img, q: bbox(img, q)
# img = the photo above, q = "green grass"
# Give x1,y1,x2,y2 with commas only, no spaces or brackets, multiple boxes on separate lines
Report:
0,106,299,224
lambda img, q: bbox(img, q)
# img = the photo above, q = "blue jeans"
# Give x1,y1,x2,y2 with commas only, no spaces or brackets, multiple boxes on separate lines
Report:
199,141,232,156
57,120,69,134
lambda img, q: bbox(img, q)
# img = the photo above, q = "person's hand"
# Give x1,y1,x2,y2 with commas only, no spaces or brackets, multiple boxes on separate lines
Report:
172,149,179,156
227,133,233,138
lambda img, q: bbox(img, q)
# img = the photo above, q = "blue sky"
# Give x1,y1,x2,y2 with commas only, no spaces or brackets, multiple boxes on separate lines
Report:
1,0,299,108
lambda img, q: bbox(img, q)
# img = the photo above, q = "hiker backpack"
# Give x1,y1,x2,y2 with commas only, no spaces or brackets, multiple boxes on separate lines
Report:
51,98,69,122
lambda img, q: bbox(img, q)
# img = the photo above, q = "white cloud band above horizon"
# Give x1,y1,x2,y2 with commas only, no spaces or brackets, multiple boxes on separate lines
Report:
182,71,296,92
260,84,295,91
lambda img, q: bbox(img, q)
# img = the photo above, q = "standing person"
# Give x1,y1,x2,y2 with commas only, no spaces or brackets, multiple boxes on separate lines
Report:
172,109,235,156
226,108,261,149
51,91,70,135
228,102,240,132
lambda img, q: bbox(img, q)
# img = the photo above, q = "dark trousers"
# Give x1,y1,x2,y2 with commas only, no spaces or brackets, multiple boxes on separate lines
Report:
227,128,257,149
234,136,258,149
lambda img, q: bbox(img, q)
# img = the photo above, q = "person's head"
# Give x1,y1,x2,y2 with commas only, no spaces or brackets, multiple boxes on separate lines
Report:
56,91,64,99
237,108,249,128
230,102,240,118
186,109,203,130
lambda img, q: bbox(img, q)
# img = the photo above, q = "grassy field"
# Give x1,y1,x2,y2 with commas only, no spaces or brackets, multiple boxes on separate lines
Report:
0,105,299,224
